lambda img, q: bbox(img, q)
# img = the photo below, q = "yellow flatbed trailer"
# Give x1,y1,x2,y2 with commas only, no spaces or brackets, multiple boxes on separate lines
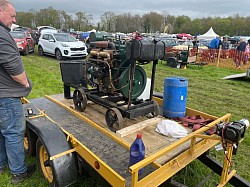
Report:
22,94,250,187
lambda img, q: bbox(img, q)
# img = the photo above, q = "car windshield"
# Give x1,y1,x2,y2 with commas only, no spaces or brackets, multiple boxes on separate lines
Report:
10,32,25,39
165,39,175,44
180,40,193,46
54,34,77,42
13,27,30,32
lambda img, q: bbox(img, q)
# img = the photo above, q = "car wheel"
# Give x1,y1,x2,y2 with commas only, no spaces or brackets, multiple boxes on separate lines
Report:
38,46,44,56
55,49,63,61
166,58,178,68
23,46,29,55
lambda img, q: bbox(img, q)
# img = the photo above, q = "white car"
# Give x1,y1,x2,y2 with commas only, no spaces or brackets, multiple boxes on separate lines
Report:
38,33,88,60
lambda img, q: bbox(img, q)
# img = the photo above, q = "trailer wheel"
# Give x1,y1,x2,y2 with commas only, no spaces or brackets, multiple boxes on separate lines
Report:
105,108,123,132
36,139,55,186
73,88,87,112
24,127,37,156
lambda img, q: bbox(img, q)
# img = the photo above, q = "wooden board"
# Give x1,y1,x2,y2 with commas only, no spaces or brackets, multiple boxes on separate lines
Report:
116,117,163,138
223,72,248,79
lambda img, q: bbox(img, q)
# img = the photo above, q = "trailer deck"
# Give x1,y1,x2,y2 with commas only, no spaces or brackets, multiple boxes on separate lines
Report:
23,94,239,186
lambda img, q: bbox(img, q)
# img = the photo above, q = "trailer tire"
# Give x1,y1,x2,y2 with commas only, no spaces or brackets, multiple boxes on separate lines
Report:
36,138,56,186
24,127,37,156
36,138,78,187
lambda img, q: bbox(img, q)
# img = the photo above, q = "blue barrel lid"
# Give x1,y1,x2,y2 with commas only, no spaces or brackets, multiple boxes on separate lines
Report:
164,77,188,87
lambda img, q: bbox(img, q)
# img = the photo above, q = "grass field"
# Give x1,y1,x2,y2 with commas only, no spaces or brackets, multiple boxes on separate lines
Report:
1,50,250,187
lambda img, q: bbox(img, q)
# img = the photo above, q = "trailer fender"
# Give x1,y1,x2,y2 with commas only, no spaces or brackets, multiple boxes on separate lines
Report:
28,117,78,187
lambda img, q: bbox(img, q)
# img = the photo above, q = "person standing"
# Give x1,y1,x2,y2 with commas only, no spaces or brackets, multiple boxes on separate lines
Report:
209,36,221,49
0,0,35,184
235,38,247,68
244,40,250,64
209,36,221,62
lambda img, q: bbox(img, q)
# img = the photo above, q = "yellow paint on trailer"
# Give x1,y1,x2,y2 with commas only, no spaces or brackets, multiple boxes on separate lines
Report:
128,113,231,187
26,95,235,187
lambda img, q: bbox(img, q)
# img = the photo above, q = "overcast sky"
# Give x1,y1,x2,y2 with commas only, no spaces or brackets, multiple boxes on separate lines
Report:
11,0,250,23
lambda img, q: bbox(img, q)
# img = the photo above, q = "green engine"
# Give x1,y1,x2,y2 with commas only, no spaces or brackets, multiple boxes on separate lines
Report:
86,39,147,100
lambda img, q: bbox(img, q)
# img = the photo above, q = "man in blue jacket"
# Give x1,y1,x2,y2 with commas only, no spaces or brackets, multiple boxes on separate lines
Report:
209,36,221,49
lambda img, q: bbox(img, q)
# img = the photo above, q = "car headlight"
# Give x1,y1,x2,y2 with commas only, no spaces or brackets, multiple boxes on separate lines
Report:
60,43,70,47
17,41,25,44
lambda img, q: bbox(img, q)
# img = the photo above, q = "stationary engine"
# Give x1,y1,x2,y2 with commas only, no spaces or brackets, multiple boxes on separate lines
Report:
85,40,147,100
60,32,166,131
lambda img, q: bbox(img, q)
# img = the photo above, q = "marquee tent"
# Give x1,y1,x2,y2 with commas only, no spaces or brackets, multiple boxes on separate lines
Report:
11,23,19,31
197,27,219,40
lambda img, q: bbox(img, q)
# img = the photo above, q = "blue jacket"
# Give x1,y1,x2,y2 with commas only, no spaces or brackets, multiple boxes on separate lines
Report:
209,38,220,49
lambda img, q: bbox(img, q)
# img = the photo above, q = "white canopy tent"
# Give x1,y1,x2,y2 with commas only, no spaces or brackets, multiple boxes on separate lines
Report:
11,23,19,31
197,27,219,40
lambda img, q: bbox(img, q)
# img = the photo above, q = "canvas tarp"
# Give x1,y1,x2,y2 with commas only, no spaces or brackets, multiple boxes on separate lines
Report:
197,27,219,40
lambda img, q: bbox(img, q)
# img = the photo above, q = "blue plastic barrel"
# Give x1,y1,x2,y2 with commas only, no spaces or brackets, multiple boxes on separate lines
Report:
128,133,145,175
163,77,188,118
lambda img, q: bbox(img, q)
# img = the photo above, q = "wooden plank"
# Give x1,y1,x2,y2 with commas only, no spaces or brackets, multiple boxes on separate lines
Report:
223,72,247,79
116,117,163,138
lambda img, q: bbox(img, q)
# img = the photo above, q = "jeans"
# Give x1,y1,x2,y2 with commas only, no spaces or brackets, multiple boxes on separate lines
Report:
0,98,27,174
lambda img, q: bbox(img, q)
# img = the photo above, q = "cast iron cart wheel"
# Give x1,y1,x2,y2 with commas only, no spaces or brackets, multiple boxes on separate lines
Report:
36,139,55,186
152,100,160,117
105,107,123,132
73,88,87,112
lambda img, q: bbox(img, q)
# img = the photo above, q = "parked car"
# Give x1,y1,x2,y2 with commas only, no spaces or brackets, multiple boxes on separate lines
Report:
38,33,88,60
10,31,35,55
160,37,179,47
173,40,193,50
173,40,208,52
12,26,32,33
12,26,36,42
34,26,57,44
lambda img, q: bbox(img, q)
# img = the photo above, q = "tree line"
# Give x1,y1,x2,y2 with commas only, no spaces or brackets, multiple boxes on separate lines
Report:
17,7,250,36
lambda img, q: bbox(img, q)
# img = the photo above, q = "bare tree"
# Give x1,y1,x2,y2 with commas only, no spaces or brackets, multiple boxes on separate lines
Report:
100,11,116,32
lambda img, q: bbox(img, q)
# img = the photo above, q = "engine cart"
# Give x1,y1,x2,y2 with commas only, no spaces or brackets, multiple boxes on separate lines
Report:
60,38,165,132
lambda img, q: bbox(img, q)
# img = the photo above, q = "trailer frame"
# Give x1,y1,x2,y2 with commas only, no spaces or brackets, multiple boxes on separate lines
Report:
21,95,250,187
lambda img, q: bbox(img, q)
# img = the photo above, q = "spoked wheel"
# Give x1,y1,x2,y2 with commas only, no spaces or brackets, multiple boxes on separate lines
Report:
105,108,123,132
36,139,54,185
73,88,87,112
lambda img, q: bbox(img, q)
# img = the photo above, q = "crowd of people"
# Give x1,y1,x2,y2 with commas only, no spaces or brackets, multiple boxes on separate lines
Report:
208,36,250,68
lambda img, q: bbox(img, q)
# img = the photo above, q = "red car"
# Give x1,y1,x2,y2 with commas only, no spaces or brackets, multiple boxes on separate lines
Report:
10,31,35,55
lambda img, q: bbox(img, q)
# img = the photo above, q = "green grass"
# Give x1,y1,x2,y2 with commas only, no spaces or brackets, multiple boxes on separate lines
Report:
1,51,250,186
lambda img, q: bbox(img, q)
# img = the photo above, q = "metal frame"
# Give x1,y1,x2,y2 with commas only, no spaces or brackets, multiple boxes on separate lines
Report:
22,96,250,187
44,95,248,187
